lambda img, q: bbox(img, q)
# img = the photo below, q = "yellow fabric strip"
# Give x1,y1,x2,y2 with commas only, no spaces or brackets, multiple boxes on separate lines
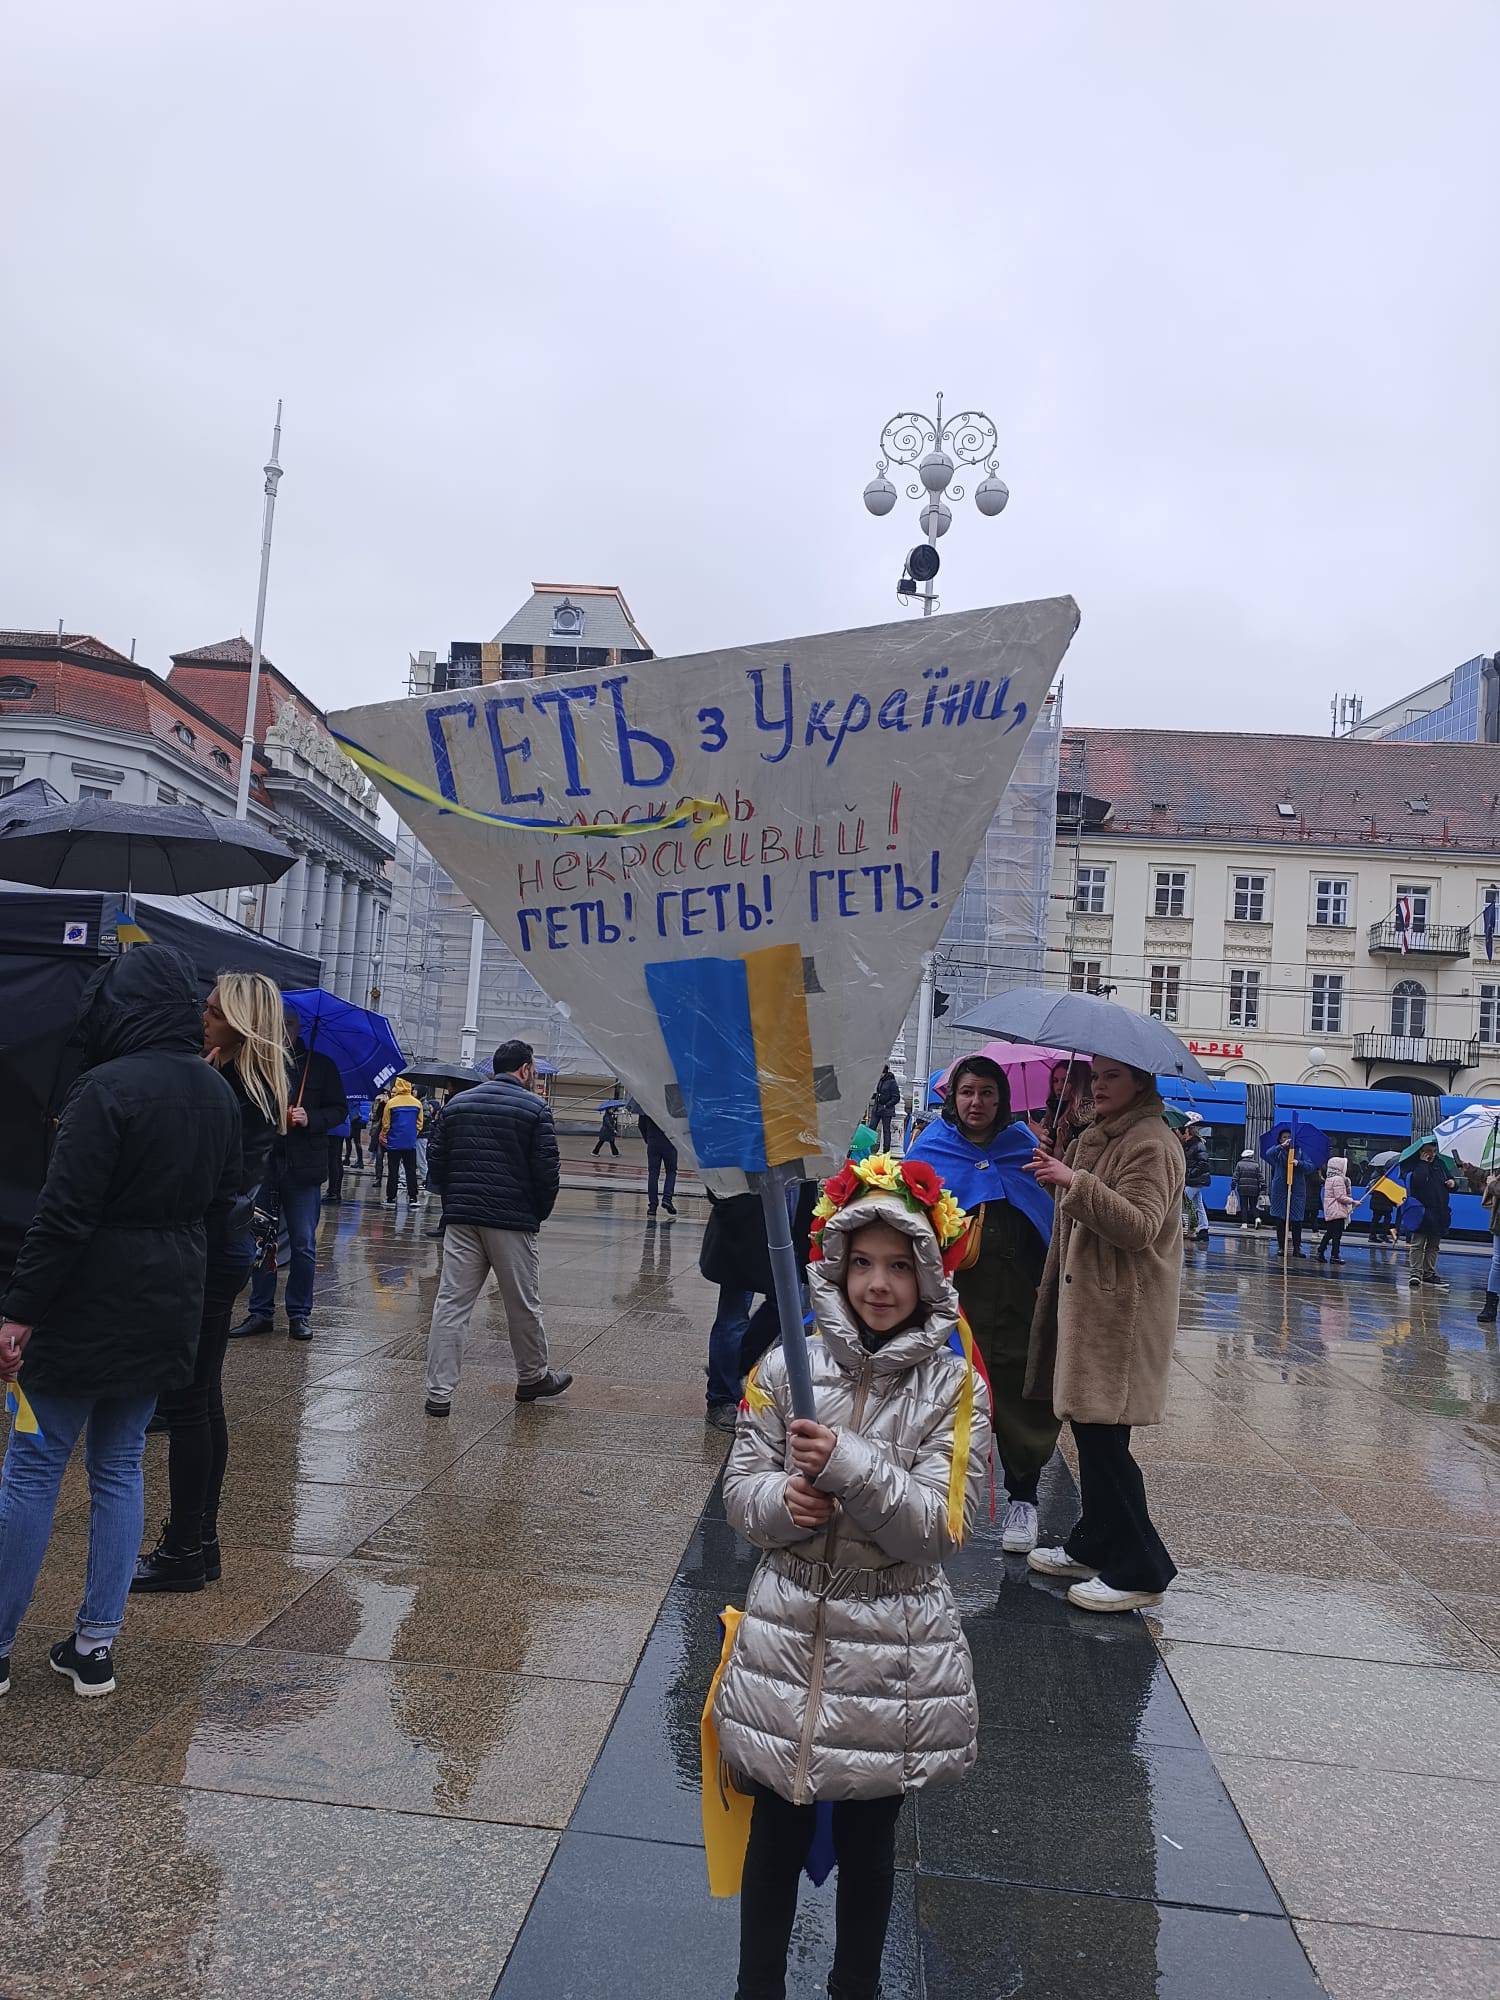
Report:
946,1315,976,1546
700,1607,753,1896
741,1365,772,1416
331,731,729,840
745,941,818,1169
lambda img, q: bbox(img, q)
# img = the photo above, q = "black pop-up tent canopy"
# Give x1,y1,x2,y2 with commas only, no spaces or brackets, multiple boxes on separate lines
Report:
0,878,321,1279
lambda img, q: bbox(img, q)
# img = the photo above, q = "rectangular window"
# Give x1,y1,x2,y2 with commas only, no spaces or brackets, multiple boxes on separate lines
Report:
1228,967,1261,1028
1310,973,1344,1034
0,775,13,796
1313,878,1350,927
500,643,533,680
1232,873,1267,923
1074,866,1108,915
1395,882,1430,933
1480,983,1500,1047
1069,958,1103,993
157,783,178,805
78,784,113,802
1148,963,1181,1022
1152,869,1187,918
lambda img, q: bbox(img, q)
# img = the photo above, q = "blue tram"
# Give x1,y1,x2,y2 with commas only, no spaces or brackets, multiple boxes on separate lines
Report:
1157,1077,1494,1237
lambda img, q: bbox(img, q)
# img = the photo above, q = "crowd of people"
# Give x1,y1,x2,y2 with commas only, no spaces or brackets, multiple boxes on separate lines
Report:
1,956,1494,2000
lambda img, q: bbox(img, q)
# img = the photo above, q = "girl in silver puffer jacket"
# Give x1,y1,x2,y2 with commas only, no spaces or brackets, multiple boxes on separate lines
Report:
714,1163,991,2000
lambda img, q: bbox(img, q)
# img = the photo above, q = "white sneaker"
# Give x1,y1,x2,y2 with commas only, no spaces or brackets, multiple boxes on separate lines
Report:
1001,1500,1039,1554
1026,1545,1097,1580
1066,1576,1165,1613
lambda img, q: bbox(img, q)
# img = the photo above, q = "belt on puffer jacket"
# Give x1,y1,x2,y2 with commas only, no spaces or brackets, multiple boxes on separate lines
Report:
769,1551,942,1600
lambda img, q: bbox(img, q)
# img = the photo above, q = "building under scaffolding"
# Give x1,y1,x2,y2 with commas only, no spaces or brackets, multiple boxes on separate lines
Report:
894,687,1063,1083
383,591,1062,1093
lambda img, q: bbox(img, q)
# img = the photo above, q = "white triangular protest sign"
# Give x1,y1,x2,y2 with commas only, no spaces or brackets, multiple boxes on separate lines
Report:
331,597,1077,1187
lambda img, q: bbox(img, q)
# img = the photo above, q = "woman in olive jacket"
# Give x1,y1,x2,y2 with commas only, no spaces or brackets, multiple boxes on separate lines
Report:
1023,1056,1184,1613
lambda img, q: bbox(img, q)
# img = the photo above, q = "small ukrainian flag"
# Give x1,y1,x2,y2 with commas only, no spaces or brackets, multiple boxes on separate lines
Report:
5,1380,41,1438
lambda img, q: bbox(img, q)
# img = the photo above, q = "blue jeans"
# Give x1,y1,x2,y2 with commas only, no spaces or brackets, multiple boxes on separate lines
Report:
249,1172,322,1320
1488,1238,1500,1294
707,1286,754,1407
1186,1189,1208,1232
0,1389,157,1655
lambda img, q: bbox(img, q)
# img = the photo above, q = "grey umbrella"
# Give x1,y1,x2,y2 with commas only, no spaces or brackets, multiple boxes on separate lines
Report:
0,796,293,897
400,1060,486,1092
955,987,1212,1084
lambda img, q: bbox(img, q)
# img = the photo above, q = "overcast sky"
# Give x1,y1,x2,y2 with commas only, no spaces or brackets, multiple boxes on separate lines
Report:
4,1,1496,736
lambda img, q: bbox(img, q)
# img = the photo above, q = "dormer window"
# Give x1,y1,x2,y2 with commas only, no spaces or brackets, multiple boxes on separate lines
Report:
550,598,585,639
211,747,232,772
173,722,196,747
0,677,37,700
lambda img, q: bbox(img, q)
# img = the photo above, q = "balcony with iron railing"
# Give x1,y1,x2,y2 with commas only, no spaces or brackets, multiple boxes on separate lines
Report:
1353,1031,1480,1072
1366,920,1471,957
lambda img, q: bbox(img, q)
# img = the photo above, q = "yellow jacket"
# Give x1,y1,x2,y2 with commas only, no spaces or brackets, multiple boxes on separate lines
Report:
380,1082,424,1144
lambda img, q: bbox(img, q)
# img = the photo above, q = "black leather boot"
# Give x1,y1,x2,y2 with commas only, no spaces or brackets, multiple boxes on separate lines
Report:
131,1526,206,1594
1479,1292,1498,1325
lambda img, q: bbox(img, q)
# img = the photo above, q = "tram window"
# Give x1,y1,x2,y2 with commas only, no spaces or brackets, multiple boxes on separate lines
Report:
1335,1134,1406,1183
1200,1124,1241,1175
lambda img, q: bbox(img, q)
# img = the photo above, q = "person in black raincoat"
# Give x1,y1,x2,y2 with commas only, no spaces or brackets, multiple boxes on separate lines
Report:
0,945,240,1697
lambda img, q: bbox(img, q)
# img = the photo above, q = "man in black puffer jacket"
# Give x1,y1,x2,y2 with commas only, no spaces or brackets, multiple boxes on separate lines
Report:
0,945,240,1698
422,1039,567,1417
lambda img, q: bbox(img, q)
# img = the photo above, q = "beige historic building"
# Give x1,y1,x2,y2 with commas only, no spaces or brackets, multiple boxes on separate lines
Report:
1051,728,1500,1098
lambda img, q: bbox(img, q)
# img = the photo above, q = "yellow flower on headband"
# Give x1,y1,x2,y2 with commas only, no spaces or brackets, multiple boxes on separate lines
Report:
930,1192,969,1247
855,1153,900,1192
812,1193,838,1222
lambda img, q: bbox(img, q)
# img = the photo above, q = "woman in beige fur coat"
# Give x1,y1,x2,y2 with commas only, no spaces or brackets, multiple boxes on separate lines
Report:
1021,1057,1184,1613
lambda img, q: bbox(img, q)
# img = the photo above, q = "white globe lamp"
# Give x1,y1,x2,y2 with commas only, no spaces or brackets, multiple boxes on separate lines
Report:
918,500,952,539
918,449,954,494
862,474,897,517
975,474,1010,517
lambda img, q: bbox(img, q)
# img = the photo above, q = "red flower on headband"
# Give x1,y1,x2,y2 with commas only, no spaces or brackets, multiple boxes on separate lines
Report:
899,1159,942,1205
823,1163,860,1207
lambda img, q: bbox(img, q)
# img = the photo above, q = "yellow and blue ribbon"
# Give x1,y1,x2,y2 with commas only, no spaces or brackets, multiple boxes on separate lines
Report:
329,730,729,841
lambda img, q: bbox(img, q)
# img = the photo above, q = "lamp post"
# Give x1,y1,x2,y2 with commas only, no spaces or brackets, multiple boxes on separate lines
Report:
235,401,285,821
864,393,1008,1123
862,390,1008,617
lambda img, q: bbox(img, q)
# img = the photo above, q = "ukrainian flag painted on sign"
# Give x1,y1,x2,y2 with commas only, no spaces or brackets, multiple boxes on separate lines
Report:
645,942,816,1171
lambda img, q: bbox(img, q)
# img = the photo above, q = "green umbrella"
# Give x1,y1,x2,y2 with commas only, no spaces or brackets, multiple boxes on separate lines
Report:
1398,1136,1464,1178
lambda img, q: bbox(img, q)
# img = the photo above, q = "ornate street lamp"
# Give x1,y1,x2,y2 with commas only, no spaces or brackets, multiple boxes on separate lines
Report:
862,392,1008,615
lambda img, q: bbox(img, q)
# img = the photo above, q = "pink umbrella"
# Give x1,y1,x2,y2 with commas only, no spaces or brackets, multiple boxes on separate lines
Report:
935,1042,1072,1114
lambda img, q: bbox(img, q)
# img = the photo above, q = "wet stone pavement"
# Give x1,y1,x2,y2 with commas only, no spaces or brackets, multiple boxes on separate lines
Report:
0,1188,1496,1998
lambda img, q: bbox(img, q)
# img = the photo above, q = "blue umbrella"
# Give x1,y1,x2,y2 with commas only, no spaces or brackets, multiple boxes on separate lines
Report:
1259,1116,1331,1172
283,988,406,1099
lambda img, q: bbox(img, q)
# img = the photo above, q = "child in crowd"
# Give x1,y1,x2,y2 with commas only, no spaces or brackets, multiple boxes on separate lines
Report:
714,1155,990,2000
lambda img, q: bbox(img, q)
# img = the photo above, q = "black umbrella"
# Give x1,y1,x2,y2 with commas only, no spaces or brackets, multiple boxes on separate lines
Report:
956,987,1212,1084
0,797,294,897
400,1060,487,1092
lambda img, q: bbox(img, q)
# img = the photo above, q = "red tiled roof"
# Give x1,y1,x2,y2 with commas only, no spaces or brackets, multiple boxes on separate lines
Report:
1061,728,1500,855
168,639,322,740
0,641,269,804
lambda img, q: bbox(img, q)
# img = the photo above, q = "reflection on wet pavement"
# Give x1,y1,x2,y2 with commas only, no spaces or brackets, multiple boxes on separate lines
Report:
2,1201,1497,1996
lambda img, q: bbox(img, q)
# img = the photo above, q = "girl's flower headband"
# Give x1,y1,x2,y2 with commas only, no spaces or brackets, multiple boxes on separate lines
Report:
809,1152,971,1272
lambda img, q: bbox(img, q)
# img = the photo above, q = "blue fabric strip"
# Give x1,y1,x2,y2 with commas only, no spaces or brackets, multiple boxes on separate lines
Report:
644,956,767,1171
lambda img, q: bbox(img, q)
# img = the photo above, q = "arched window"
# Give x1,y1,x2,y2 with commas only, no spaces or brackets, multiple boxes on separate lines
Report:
1390,979,1427,1039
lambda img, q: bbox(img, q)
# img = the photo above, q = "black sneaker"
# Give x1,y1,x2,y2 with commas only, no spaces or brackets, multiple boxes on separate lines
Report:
424,1398,450,1418
201,1534,222,1583
287,1319,312,1342
131,1528,206,1594
49,1636,116,1697
229,1312,274,1339
0,1656,9,1697
515,1370,573,1404
662,1199,678,1215
706,1403,739,1433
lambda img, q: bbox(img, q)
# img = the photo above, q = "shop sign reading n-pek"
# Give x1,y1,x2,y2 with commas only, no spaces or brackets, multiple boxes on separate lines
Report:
332,599,1078,1190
